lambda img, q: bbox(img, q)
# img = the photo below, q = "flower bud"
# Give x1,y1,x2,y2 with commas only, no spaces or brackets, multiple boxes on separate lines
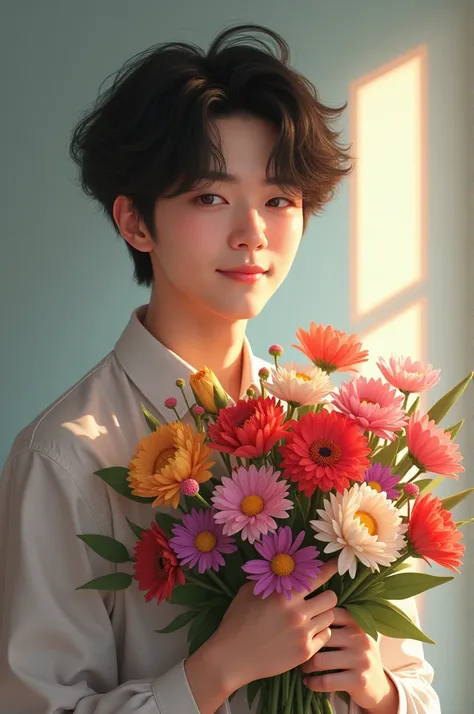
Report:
164,397,177,409
403,483,420,499
189,366,228,414
258,367,270,381
175,378,185,389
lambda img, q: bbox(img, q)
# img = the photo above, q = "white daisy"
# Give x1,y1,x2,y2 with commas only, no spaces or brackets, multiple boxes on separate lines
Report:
264,362,334,407
310,482,407,578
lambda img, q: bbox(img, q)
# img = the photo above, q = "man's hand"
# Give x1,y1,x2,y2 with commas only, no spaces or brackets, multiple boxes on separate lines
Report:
301,607,399,713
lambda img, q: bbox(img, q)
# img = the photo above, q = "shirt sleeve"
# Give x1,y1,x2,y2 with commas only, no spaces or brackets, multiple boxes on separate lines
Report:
0,448,228,714
347,596,441,714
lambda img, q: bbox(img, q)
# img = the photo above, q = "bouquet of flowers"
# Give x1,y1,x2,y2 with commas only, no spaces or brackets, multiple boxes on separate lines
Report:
77,323,473,714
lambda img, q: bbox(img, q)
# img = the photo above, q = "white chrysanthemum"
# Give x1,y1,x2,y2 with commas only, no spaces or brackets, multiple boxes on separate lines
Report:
310,482,407,578
264,363,334,407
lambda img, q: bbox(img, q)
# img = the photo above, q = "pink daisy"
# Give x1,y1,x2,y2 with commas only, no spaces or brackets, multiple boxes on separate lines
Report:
377,356,441,394
242,526,323,600
406,411,464,477
363,463,400,500
211,465,293,544
169,509,237,573
331,376,407,441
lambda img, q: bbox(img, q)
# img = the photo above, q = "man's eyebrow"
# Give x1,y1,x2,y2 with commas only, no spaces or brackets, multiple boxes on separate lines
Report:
196,170,300,189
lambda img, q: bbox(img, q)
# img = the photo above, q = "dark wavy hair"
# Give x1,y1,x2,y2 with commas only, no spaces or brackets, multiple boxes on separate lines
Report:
69,24,353,287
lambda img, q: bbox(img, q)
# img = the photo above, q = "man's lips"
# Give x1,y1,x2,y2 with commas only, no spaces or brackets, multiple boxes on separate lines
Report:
217,265,268,283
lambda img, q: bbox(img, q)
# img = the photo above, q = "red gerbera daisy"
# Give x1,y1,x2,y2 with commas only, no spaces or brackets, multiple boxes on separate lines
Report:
207,396,291,459
133,522,185,604
408,493,465,572
294,323,369,374
279,410,371,495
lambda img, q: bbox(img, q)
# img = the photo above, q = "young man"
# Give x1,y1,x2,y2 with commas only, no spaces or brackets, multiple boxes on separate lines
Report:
0,24,440,714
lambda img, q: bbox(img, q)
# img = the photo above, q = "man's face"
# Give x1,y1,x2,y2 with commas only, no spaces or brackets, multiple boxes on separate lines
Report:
150,114,304,321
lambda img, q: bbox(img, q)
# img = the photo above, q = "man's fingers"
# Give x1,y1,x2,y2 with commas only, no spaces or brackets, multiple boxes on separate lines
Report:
332,607,355,626
304,559,338,597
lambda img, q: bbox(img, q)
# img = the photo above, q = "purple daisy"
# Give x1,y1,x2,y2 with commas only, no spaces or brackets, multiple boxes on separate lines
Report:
211,464,293,544
170,509,237,574
364,463,400,500
242,526,323,601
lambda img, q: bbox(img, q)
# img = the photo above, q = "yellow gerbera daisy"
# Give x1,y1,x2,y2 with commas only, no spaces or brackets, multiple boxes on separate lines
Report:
127,422,214,509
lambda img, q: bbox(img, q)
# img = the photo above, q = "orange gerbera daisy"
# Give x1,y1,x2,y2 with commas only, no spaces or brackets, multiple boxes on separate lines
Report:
293,323,369,374
127,422,214,509
279,410,371,495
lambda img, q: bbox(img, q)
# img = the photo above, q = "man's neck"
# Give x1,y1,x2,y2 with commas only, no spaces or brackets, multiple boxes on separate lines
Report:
143,286,248,404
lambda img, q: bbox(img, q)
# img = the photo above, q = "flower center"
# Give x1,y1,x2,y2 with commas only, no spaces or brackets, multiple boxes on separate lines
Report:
194,531,217,553
361,398,377,405
309,438,342,465
367,480,382,493
354,510,378,536
153,447,177,472
241,495,265,516
295,372,312,382
271,553,295,576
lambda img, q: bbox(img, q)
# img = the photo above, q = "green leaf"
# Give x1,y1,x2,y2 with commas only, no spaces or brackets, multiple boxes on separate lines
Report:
187,609,213,643
375,438,403,468
376,573,454,600
188,615,221,655
170,585,222,608
427,372,473,425
155,512,181,538
455,518,474,527
156,610,197,634
95,467,154,504
77,534,132,563
345,604,378,641
221,549,247,594
126,517,147,540
365,599,435,644
441,488,474,512
247,679,262,710
141,403,161,432
76,572,133,591
445,419,464,440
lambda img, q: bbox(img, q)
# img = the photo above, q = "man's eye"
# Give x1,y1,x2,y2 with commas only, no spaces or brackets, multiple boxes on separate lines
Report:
266,197,293,208
195,194,224,206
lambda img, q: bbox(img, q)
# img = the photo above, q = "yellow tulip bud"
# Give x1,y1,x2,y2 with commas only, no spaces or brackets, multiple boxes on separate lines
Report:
189,367,228,414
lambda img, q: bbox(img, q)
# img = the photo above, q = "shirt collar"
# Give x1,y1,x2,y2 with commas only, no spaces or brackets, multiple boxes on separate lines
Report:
114,305,265,419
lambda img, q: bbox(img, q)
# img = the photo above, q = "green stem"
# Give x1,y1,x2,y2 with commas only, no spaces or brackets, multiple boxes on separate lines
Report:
282,670,290,704
184,571,224,595
283,669,298,714
303,687,314,714
348,552,413,601
337,568,372,606
205,568,235,598
270,674,281,714
295,669,304,714
194,492,212,510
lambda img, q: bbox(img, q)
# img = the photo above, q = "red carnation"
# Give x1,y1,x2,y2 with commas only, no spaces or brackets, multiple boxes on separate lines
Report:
133,522,185,604
207,396,291,459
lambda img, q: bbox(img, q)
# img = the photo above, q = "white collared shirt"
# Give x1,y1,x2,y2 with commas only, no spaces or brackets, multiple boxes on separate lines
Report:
0,306,440,714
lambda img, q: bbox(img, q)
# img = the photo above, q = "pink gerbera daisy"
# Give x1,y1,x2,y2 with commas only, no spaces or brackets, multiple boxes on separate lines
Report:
377,355,441,394
169,509,237,574
331,376,407,441
406,412,464,477
212,465,293,544
363,463,400,500
242,526,323,600
207,396,291,459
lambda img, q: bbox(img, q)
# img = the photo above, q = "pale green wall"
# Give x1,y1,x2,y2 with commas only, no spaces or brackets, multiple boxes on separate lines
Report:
1,1,471,710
